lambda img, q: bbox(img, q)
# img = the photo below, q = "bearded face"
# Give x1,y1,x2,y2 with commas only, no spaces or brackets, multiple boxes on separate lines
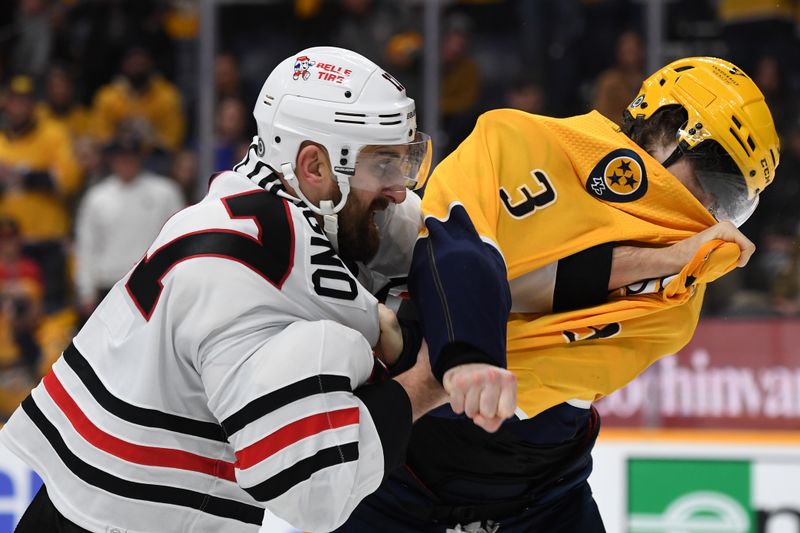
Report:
335,190,389,264
294,142,405,264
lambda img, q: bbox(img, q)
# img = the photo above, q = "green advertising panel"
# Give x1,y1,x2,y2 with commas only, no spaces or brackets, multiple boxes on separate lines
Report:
628,459,753,533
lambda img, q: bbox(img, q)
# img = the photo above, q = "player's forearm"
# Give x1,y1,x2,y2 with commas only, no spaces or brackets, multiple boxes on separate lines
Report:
609,221,758,290
393,366,448,421
609,245,679,290
385,338,448,422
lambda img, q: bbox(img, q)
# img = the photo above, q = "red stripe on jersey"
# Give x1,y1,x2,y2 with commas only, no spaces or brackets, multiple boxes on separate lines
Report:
235,407,360,470
43,372,236,482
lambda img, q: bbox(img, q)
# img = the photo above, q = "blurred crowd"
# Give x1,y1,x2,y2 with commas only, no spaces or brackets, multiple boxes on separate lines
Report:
0,0,798,419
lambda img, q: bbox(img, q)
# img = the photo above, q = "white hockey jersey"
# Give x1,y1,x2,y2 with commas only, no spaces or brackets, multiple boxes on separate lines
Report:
0,162,420,533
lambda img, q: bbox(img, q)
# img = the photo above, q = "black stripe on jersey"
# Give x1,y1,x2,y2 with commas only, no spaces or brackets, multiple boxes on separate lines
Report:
268,182,291,198
126,190,294,320
243,442,359,502
21,396,265,526
247,160,269,179
221,374,352,437
64,343,228,442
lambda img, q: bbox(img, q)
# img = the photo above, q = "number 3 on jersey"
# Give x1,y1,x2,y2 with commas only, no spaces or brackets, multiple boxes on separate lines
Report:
499,169,557,219
126,190,294,320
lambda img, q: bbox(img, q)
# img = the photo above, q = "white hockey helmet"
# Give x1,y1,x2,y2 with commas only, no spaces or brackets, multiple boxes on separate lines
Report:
253,47,431,222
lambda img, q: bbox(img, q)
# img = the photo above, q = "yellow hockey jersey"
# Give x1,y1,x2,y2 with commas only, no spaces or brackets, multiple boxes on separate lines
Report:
410,109,737,418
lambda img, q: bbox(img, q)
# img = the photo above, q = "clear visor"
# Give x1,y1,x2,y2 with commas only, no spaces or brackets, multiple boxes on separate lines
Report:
694,169,759,227
683,140,758,227
349,131,432,193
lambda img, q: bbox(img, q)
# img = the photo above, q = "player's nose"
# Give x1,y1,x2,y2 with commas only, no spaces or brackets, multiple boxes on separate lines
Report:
382,188,406,204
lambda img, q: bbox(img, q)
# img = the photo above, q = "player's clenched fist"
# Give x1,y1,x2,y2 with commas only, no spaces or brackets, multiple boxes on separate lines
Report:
442,363,517,433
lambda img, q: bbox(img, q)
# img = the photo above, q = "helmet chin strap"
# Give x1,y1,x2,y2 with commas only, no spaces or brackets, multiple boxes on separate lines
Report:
661,143,684,169
320,202,339,252
280,162,350,252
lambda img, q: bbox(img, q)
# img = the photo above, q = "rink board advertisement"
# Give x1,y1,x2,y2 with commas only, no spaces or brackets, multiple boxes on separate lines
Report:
590,432,800,533
0,445,40,533
598,319,800,430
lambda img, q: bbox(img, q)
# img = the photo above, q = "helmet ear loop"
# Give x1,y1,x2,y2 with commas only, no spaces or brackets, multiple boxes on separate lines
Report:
280,162,300,192
279,161,336,222
279,162,349,252
279,162,350,215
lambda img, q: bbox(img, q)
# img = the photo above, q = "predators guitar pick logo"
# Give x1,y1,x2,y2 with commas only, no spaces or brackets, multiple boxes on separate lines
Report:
586,149,647,202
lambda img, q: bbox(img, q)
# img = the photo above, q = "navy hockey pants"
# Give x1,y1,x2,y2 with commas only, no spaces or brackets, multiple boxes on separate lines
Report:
337,403,606,533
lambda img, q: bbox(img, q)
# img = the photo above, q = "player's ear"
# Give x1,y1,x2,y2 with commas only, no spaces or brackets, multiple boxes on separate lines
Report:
295,142,333,188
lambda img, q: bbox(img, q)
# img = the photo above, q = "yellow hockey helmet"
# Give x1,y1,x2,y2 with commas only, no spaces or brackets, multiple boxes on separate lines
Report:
626,56,780,226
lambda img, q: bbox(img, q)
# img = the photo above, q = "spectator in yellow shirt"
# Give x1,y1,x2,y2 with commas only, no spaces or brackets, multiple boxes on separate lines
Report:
36,65,94,139
92,45,185,153
0,75,80,311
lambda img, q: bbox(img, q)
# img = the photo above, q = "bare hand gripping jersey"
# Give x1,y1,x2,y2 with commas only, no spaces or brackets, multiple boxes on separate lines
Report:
0,166,419,532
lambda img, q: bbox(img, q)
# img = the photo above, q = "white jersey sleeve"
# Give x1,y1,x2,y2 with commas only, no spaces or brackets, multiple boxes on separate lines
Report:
202,320,409,532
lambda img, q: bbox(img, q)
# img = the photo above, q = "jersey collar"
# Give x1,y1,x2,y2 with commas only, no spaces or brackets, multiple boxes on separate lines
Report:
233,138,299,205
